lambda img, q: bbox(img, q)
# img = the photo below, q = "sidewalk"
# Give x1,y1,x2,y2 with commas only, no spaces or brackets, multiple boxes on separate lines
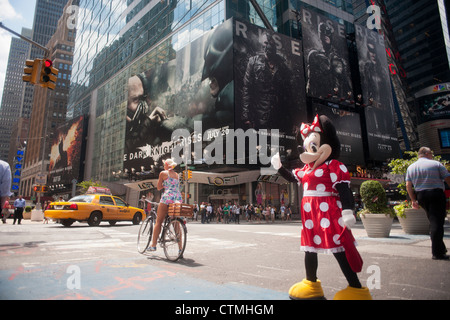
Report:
190,216,450,259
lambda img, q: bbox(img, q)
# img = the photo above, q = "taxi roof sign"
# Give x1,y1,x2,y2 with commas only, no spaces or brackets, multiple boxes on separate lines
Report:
86,186,112,195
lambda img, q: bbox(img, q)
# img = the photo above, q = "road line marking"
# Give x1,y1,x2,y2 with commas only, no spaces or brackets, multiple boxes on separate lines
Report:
256,265,291,272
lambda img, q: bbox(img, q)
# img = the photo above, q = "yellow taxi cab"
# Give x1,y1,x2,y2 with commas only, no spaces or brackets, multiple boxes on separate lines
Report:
44,187,145,227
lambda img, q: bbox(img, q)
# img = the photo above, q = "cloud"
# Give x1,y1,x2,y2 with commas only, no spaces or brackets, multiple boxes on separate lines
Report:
0,0,23,22
0,31,12,104
0,0,23,104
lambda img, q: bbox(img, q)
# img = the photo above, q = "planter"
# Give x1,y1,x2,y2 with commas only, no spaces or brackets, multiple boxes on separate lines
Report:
398,208,429,235
31,209,44,222
23,211,31,220
360,214,393,238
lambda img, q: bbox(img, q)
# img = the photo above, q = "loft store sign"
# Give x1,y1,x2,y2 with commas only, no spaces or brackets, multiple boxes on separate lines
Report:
208,175,239,186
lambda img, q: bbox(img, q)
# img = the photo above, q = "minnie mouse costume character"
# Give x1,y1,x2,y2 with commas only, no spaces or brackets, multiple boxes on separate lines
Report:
272,115,372,300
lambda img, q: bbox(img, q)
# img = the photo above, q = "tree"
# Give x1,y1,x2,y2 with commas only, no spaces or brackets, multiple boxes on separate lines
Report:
76,179,107,194
387,151,449,196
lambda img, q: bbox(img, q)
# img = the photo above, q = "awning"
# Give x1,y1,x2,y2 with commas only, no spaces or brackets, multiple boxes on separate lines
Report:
124,170,288,191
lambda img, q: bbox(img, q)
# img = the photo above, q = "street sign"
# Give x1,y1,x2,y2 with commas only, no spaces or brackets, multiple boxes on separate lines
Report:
36,173,47,185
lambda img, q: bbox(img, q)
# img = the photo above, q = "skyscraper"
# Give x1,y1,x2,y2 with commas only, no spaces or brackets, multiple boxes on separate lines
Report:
20,0,76,197
384,0,450,93
0,28,32,162
0,0,67,165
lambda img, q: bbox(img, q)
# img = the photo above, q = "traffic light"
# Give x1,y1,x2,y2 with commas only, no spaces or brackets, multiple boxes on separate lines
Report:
23,59,41,84
187,170,192,180
33,185,48,193
39,59,58,89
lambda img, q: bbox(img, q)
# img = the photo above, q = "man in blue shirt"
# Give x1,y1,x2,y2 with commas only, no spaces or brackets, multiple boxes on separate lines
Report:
13,195,26,225
406,147,450,260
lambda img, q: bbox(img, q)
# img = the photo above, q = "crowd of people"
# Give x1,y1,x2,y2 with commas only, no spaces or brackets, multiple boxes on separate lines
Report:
192,201,293,224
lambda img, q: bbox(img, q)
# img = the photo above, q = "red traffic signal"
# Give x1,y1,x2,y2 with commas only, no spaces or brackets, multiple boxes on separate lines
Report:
33,185,48,193
41,59,52,82
39,59,58,90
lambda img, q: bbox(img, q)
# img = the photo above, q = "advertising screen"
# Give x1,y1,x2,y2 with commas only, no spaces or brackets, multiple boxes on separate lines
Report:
124,19,233,172
416,91,450,124
312,103,364,165
48,115,85,185
438,128,450,149
355,24,400,161
124,18,307,172
233,19,307,161
301,9,353,100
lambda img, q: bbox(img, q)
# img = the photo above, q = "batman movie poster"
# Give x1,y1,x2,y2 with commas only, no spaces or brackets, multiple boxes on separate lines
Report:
233,18,307,160
355,24,400,161
124,19,234,172
312,103,364,165
301,9,353,101
48,115,85,185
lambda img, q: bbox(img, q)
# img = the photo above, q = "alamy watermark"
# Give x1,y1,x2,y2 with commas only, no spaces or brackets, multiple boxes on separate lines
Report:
367,5,382,30
66,265,81,290
170,121,280,175
65,5,79,30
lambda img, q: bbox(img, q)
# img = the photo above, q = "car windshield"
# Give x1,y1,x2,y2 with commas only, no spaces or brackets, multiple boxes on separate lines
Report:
68,195,95,203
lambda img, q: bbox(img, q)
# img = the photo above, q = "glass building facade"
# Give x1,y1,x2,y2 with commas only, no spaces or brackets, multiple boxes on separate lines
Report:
384,0,450,93
67,0,404,204
68,0,229,182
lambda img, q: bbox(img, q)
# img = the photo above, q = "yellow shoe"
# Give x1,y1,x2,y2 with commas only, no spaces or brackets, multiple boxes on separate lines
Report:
289,279,325,300
333,286,372,300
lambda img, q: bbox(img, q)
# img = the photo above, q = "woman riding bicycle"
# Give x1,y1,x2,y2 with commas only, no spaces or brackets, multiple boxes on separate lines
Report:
147,158,182,252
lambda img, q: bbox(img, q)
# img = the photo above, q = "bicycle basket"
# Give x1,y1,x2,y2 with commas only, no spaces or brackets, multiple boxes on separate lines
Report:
168,203,194,217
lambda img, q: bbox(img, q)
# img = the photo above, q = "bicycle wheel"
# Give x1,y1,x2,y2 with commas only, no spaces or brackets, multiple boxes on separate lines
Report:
162,218,187,261
137,217,153,253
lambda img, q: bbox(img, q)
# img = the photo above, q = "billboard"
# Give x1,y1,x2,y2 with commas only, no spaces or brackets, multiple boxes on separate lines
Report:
301,9,353,100
312,103,364,165
124,18,307,172
233,19,307,161
355,24,400,160
416,91,450,124
48,115,85,185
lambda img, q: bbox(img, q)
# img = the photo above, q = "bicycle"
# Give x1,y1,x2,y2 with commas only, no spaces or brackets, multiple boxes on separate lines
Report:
137,202,190,262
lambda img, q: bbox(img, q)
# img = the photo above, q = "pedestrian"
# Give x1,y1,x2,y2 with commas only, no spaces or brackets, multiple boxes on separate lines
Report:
206,203,212,223
0,160,12,224
247,204,253,222
280,204,286,221
13,194,26,225
215,205,221,223
406,147,450,260
256,205,262,223
2,196,10,223
200,202,206,224
286,205,292,221
235,205,240,224
193,201,199,221
223,202,230,224
43,201,50,224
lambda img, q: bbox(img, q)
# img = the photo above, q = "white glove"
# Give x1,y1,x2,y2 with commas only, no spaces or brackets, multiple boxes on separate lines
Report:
270,152,282,170
341,209,356,229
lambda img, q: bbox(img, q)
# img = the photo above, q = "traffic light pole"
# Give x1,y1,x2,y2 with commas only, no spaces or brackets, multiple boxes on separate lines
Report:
0,22,50,57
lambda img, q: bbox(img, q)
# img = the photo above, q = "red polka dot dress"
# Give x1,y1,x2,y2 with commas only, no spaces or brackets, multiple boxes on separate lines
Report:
293,160,351,254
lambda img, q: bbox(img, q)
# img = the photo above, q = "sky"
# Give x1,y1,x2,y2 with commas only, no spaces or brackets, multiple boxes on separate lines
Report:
0,0,36,104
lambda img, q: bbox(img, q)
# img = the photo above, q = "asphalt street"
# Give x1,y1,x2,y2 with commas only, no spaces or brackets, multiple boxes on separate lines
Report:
0,217,449,302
